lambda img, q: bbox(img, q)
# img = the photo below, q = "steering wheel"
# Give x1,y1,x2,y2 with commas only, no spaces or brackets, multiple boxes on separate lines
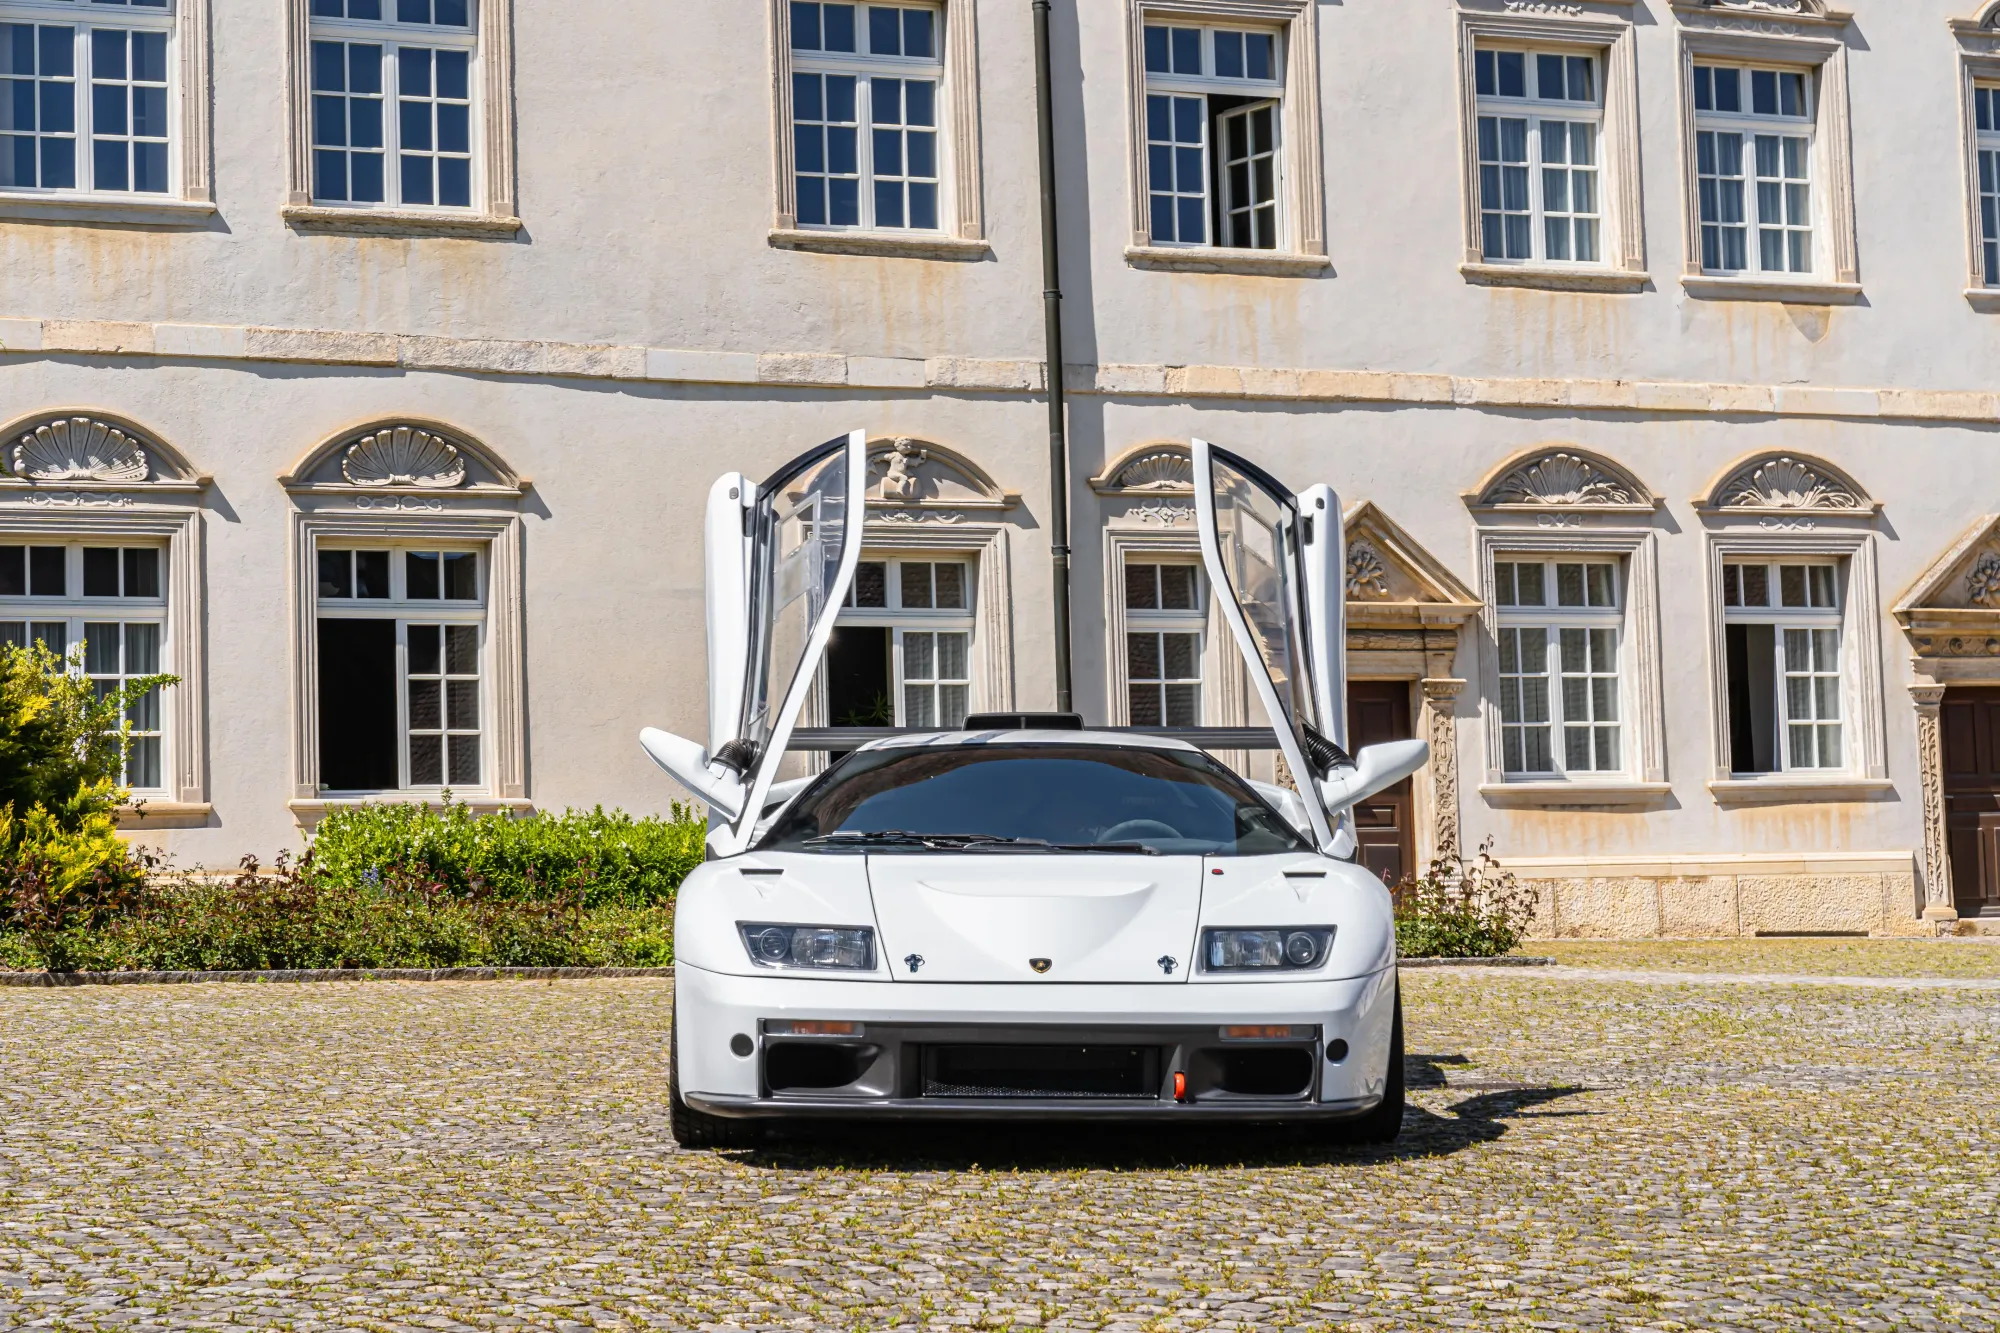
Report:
1098,819,1183,843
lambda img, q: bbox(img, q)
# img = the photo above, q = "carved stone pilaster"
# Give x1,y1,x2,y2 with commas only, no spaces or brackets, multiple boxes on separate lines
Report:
1421,678,1467,864
1911,684,1958,927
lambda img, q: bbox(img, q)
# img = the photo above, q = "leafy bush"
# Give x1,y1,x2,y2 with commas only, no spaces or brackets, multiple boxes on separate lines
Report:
0,853,679,973
1393,839,1538,958
306,799,706,908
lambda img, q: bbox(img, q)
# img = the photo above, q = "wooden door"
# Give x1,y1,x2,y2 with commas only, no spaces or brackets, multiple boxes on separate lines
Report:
1943,687,2000,918
1346,681,1416,887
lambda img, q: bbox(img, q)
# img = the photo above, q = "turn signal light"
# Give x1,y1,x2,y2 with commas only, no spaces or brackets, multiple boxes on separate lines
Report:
1221,1024,1311,1041
765,1020,862,1037
1173,1071,1188,1101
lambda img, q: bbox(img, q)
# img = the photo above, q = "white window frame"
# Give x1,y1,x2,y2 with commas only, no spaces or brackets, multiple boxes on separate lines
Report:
1674,17,1859,300
838,553,977,728
313,541,489,795
786,1,946,237
1701,531,1886,798
0,0,214,225
1953,16,2000,303
283,0,517,233
1122,0,1327,276
1121,555,1207,728
0,539,171,793
1491,556,1627,781
1972,81,2000,290
1454,10,1644,292
1717,559,1846,776
1474,527,1667,805
1470,45,1607,271
1137,17,1285,252
1689,60,1817,279
769,0,986,258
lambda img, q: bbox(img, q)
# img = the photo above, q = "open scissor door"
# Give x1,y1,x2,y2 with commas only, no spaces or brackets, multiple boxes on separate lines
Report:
1190,438,1347,850
644,430,866,853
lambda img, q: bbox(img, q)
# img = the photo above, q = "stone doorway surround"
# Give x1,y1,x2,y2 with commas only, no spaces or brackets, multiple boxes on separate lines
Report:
1891,511,2000,930
1341,502,1481,866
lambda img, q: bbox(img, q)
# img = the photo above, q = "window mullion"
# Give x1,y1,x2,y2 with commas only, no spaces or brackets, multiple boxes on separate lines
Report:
857,72,874,229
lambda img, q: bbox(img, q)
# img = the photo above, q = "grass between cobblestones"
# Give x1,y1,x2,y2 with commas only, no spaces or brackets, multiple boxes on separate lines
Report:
1,944,1996,1331
1535,937,2000,979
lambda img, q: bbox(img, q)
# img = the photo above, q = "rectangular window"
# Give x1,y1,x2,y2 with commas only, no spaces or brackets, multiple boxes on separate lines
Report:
1493,558,1622,777
1474,46,1601,265
790,2,940,231
1722,560,1842,774
831,555,973,728
0,542,168,790
1142,20,1282,249
1123,560,1203,727
1,2,172,196
1693,62,1813,276
309,0,474,208
316,543,485,792
1977,85,2000,287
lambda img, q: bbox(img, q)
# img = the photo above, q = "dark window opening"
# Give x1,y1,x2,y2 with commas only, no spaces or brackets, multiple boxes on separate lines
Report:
1207,93,1277,249
318,617,399,790
826,625,891,727
1726,622,1778,774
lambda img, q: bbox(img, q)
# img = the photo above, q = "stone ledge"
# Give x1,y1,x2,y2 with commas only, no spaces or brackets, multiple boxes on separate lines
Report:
1,316,1998,425
0,966,676,987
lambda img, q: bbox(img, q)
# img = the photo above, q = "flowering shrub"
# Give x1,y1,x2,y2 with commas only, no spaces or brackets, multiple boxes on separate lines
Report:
1393,839,1539,958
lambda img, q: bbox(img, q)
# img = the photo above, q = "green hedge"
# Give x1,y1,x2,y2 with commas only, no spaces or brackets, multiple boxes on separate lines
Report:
305,799,706,908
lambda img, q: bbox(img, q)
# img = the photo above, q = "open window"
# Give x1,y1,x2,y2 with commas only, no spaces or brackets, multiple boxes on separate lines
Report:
642,431,867,853
1190,438,1346,848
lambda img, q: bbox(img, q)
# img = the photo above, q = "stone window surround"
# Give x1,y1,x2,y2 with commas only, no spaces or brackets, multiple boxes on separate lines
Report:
1472,526,1669,806
1951,6,2000,306
1452,5,1649,294
1099,529,1245,728
1121,0,1330,276
0,0,215,227
1698,527,1887,800
280,0,520,237
766,0,990,260
1672,9,1862,303
285,506,527,821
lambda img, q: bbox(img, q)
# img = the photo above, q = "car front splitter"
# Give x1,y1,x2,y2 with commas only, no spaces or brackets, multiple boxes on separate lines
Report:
686,1092,1384,1121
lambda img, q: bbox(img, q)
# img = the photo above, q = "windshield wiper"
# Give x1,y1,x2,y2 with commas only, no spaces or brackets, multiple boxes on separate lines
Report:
803,831,1159,854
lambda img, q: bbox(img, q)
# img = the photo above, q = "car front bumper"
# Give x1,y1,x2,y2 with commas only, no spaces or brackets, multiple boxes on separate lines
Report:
675,961,1399,1121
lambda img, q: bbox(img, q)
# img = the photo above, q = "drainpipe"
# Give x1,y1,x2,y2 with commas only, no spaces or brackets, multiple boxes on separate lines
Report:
1032,0,1074,714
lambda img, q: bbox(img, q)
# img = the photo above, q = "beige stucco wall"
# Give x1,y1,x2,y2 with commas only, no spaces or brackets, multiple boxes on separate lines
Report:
0,0,1990,927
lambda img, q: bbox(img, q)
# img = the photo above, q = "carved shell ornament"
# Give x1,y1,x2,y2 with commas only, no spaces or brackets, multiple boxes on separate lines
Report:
1487,453,1637,507
341,426,469,488
1112,450,1194,492
12,417,150,483
1719,457,1863,511
1346,539,1391,599
1968,552,2000,609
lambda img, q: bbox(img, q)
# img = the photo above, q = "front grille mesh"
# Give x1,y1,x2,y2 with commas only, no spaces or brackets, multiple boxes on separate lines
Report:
921,1044,1157,1100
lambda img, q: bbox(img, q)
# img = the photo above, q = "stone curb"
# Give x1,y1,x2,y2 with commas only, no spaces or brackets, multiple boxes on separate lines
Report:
0,966,678,987
1398,956,1555,968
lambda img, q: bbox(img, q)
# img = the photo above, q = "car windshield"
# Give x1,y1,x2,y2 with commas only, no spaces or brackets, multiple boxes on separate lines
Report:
756,743,1310,856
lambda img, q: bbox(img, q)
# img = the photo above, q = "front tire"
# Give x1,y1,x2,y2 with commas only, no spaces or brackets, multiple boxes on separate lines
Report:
668,1014,757,1149
1321,983,1404,1146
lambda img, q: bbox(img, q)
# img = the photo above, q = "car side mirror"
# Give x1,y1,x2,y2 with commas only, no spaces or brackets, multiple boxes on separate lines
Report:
1316,739,1429,814
639,728,747,821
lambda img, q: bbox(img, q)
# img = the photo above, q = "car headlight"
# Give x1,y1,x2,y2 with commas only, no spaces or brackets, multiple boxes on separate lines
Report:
1202,927,1335,972
738,922,876,971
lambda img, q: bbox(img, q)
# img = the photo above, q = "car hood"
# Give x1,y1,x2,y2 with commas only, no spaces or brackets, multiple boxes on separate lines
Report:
867,854,1201,983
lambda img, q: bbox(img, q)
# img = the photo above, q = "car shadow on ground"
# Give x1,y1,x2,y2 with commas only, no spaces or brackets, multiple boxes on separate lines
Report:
719,1053,1595,1171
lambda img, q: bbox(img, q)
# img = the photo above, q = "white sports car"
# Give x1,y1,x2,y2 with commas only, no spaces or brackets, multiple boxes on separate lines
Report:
642,434,1427,1146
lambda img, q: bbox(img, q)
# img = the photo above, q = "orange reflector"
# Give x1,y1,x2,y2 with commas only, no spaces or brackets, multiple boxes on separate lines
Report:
1173,1071,1187,1101
772,1020,860,1037
1221,1024,1307,1041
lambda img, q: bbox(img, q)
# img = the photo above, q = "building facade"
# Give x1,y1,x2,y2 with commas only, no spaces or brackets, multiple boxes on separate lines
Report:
4,0,2000,934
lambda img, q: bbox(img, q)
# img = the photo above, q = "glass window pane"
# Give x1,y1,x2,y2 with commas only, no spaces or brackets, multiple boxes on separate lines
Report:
1497,51,1524,98
1163,683,1198,727
408,623,440,675
410,733,443,785
408,677,441,730
29,546,63,596
904,630,935,681
898,562,933,609
934,562,966,610
1162,632,1197,679
937,631,968,681
445,624,478,675
1742,564,1769,608
447,678,478,730
83,623,119,675
447,733,480,786
852,560,887,608
822,3,855,52
1586,564,1615,607
1516,562,1545,607
1170,26,1199,75
82,547,119,597
1779,565,1807,608
443,552,477,600
1160,565,1197,610
1555,563,1584,607
1124,563,1158,610
407,551,441,599
318,550,352,599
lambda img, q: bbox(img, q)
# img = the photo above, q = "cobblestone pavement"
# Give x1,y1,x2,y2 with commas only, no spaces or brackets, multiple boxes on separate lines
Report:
1538,938,2000,979
3,954,1997,1331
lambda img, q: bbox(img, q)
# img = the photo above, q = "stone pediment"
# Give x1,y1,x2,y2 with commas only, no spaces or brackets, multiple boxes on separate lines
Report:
1674,0,1851,26
1895,514,2000,654
865,437,1015,516
0,412,207,491
281,420,527,496
1697,451,1874,516
1090,442,1194,497
1343,501,1480,628
1466,446,1656,513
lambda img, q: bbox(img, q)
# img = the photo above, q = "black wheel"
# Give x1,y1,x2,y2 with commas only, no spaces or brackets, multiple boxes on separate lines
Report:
668,1015,757,1149
1315,984,1404,1146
